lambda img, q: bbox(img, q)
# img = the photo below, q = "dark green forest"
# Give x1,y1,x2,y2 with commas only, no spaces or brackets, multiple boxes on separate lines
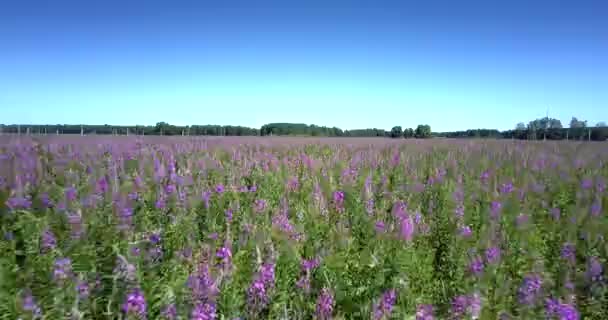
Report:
1,116,607,141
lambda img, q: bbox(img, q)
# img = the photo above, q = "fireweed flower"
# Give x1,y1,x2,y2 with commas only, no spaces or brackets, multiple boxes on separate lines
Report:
546,299,579,320
161,304,177,320
518,274,543,305
67,212,84,239
247,262,276,312
22,292,42,317
590,200,601,217
225,208,233,222
459,225,473,238
550,207,561,220
451,295,469,319
191,303,217,320
516,214,529,228
6,195,32,210
41,229,57,253
254,199,267,213
215,184,225,194
490,201,502,219
500,182,514,194
586,257,603,282
333,190,345,213
560,243,576,264
372,289,397,320
399,215,415,242
468,256,484,276
485,246,501,265
201,191,211,209
375,221,386,233
216,247,232,269
188,264,219,303
122,289,147,319
76,281,90,299
581,178,593,190
53,257,73,282
39,192,53,208
366,198,375,215
65,186,78,202
316,288,334,320
416,304,434,320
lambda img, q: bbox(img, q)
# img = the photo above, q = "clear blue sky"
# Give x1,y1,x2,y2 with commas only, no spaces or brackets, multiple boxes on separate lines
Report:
1,0,607,131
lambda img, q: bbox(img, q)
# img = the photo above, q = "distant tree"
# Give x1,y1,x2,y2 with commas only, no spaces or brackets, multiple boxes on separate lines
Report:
390,126,403,138
415,124,432,138
516,122,526,131
596,121,607,127
570,117,587,128
403,128,414,138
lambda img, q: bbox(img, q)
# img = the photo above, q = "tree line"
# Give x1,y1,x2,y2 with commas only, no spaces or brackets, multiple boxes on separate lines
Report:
1,116,606,141
0,122,433,138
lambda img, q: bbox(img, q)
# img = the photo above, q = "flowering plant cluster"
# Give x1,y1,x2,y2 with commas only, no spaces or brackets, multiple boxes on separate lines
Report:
0,136,606,319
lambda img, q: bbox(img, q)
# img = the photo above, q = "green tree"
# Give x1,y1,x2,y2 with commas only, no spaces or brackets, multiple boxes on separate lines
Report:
415,124,432,138
390,126,403,138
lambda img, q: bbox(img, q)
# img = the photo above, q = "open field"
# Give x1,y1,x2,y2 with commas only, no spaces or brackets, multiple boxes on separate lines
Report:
1,136,607,319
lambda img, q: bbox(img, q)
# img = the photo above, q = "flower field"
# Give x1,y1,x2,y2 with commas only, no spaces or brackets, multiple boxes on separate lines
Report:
0,136,606,319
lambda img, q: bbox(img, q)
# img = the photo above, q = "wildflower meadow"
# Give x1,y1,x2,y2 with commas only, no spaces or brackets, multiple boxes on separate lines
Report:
0,136,606,319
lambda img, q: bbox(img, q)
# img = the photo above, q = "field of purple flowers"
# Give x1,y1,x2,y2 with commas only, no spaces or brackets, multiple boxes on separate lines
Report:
0,136,606,319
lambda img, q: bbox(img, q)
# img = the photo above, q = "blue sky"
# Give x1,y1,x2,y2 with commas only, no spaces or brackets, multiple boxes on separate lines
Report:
1,0,607,131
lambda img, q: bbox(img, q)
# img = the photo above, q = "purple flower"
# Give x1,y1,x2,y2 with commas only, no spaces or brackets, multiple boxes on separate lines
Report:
451,295,469,319
201,191,211,209
590,200,601,217
216,247,232,268
333,190,345,213
149,233,161,244
560,243,576,264
586,257,603,282
247,279,268,312
76,281,90,299
225,208,233,222
454,205,465,219
67,212,84,239
254,199,267,213
459,225,473,238
39,192,53,208
399,215,415,242
468,256,484,276
516,213,529,228
550,207,561,220
581,178,593,190
22,292,42,317
375,221,386,233
546,299,579,320
500,182,514,194
416,304,435,320
485,246,501,265
161,303,177,320
296,275,311,293
215,184,224,194
316,288,334,320
41,229,57,253
6,195,32,210
366,198,375,215
65,187,78,202
53,257,73,282
122,289,147,319
518,274,543,305
301,258,320,272
187,264,219,303
490,201,502,219
191,303,217,320
372,289,397,320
